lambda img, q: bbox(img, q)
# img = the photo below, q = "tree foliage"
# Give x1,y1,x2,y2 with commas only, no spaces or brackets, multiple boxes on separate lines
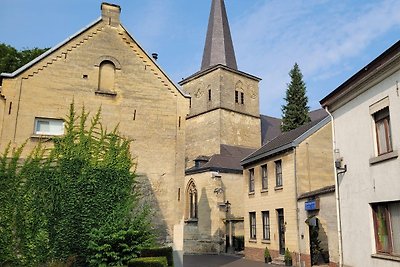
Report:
0,43,49,74
281,63,311,132
0,103,154,266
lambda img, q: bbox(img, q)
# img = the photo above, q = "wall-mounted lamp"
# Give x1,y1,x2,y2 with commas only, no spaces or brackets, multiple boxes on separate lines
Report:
334,149,347,174
225,200,231,212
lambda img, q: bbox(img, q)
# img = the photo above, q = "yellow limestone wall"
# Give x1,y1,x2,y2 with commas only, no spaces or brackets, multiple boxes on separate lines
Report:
0,4,189,244
182,68,261,166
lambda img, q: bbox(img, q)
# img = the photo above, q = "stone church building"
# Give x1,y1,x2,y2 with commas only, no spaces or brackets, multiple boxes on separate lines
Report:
0,0,327,257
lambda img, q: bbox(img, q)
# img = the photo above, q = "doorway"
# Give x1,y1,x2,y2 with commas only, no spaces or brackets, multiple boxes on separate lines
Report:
277,209,285,255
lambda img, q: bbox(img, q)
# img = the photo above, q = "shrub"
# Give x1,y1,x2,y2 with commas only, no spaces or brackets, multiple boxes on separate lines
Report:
139,247,173,266
128,257,168,267
264,246,271,262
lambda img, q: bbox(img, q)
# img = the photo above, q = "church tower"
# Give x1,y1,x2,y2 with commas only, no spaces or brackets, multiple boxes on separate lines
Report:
180,0,261,166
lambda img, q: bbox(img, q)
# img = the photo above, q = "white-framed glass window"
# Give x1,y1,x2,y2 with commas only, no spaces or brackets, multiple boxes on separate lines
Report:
249,212,256,239
35,118,64,136
262,211,270,240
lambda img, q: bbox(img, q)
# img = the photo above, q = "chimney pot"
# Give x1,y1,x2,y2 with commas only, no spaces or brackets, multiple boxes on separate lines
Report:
152,53,158,61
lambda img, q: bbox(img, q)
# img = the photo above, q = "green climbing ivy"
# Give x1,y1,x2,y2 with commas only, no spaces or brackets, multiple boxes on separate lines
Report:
0,103,154,266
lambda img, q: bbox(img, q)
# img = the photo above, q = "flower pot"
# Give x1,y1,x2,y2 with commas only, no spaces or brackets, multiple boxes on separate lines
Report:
285,259,292,266
264,256,271,263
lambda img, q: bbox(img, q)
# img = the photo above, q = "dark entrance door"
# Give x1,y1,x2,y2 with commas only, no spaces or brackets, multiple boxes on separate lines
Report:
277,209,285,255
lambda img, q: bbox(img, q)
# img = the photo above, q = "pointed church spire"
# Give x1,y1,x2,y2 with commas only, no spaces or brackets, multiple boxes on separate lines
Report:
201,0,238,71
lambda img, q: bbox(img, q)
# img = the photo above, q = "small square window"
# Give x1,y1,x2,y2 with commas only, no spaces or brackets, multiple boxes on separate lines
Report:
35,118,64,136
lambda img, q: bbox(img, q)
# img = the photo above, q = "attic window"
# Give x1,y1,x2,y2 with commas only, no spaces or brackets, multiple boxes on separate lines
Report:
194,156,209,168
98,60,115,92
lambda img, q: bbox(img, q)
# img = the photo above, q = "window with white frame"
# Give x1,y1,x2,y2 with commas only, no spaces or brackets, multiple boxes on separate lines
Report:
371,201,400,256
34,118,64,136
249,168,255,193
261,164,268,190
275,160,282,187
262,211,270,240
249,212,256,239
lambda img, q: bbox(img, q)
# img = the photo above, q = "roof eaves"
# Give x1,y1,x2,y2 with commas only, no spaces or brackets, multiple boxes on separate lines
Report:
320,40,400,109
179,64,261,85
1,17,103,78
241,143,294,167
292,116,330,146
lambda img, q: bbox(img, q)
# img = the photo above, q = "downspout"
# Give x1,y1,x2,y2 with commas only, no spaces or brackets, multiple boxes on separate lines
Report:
293,148,302,266
325,107,343,267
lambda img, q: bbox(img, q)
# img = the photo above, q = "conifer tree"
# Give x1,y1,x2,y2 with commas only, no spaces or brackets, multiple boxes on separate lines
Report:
281,63,311,132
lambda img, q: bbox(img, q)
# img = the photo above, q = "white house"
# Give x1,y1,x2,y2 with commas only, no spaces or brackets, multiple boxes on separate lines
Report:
321,41,400,267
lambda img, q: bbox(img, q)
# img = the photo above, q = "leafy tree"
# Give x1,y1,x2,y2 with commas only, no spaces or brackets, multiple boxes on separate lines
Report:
0,43,48,74
0,103,154,266
281,63,311,132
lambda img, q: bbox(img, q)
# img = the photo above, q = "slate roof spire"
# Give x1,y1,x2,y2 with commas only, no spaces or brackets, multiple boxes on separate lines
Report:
201,0,238,71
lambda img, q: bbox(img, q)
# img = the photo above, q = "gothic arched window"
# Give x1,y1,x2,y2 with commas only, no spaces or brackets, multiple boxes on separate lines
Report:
98,60,115,91
186,180,198,219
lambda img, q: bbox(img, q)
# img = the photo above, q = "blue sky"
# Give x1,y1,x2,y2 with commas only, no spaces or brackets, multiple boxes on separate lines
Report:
2,0,400,117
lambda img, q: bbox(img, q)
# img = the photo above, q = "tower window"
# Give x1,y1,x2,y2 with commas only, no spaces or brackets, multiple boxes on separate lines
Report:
208,89,212,101
241,92,244,104
235,90,239,103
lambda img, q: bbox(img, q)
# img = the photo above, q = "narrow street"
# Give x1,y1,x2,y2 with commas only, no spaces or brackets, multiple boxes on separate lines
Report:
183,254,282,267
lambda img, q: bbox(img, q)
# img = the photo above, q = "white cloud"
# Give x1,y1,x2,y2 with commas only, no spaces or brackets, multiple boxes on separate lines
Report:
231,0,400,116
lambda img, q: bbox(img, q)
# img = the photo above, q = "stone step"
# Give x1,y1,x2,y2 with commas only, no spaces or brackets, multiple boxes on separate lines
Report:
271,255,285,265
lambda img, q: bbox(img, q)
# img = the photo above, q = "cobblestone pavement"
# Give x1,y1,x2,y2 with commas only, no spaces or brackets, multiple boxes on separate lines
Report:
183,254,282,267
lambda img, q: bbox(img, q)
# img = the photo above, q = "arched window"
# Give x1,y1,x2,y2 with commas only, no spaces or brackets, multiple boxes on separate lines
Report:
235,81,244,104
186,180,198,219
98,60,115,91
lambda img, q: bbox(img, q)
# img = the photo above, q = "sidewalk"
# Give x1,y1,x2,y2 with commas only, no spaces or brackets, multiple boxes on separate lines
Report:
183,254,282,267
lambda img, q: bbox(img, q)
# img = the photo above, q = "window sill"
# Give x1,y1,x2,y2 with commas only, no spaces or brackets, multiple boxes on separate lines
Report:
260,189,268,193
184,218,198,224
95,90,117,97
31,134,61,140
261,239,271,244
369,150,398,165
248,239,257,243
371,253,400,262
274,186,283,191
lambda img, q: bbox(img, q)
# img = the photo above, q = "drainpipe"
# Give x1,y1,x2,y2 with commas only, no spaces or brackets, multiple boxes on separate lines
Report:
294,148,302,266
325,107,343,267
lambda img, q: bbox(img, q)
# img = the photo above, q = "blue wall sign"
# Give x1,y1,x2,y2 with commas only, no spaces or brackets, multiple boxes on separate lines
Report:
305,200,319,211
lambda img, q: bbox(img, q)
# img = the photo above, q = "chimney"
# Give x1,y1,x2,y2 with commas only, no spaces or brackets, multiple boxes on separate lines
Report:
101,2,121,27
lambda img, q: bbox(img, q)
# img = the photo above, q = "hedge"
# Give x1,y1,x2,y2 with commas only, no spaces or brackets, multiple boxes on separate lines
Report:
128,257,168,267
140,247,173,266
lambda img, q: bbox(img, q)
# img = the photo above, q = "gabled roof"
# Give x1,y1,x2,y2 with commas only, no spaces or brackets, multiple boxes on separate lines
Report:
179,64,261,86
1,6,190,99
241,115,330,166
186,144,255,175
260,108,328,145
320,40,400,111
201,0,237,71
